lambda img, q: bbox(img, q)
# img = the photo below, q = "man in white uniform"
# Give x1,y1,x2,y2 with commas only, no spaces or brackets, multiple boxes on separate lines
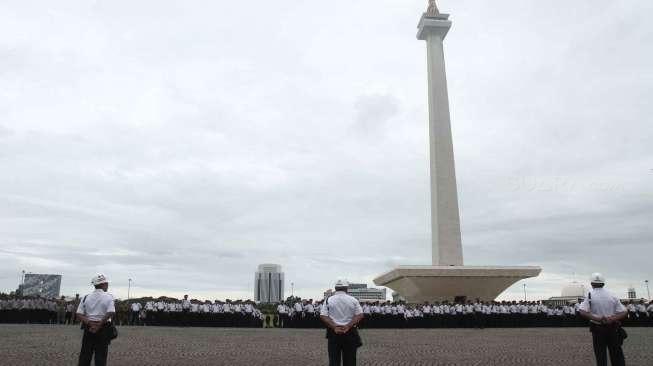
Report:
320,280,364,366
76,274,116,366
579,273,627,366
129,301,142,326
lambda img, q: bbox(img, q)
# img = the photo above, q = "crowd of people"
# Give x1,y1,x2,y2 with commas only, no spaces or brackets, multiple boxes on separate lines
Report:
0,296,77,324
2,294,652,329
276,299,653,329
126,296,264,327
0,294,264,328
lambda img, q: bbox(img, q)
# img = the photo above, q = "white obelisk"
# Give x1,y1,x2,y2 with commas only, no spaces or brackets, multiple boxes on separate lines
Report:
418,7,463,266
373,1,541,303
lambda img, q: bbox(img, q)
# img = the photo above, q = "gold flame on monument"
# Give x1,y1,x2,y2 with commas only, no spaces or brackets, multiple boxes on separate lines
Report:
426,0,440,16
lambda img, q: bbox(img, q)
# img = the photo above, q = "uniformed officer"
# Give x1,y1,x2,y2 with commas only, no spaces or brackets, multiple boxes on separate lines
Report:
320,280,364,366
578,273,627,366
76,273,116,366
635,300,647,326
129,301,142,325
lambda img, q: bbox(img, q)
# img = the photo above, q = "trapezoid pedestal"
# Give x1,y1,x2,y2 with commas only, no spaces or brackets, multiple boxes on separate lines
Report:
373,265,542,303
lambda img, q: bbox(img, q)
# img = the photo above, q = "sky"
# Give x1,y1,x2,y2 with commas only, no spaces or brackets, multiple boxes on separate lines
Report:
0,0,651,302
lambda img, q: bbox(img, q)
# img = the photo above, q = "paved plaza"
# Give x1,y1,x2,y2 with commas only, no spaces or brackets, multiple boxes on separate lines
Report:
0,325,651,365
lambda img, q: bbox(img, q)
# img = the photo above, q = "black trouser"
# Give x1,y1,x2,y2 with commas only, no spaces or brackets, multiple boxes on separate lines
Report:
78,328,110,366
129,311,139,325
327,337,357,366
590,324,625,366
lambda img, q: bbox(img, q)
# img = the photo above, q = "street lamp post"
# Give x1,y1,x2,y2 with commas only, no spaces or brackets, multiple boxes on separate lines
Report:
523,283,527,301
646,280,650,300
291,282,294,298
128,278,132,300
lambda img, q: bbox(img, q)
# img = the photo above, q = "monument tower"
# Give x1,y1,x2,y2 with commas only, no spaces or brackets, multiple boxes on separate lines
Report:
374,1,541,302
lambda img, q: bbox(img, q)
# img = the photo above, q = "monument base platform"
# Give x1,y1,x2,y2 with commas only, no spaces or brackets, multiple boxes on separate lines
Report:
373,265,541,303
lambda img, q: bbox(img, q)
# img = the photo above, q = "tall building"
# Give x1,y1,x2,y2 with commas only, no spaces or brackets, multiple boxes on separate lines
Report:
254,264,284,303
545,281,587,307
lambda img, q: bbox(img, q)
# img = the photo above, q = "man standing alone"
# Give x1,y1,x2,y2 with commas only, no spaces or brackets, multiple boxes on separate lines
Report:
320,280,364,366
579,273,627,366
76,274,116,366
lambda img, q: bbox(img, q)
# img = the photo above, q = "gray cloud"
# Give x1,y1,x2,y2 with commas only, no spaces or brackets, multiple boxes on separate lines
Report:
0,0,651,301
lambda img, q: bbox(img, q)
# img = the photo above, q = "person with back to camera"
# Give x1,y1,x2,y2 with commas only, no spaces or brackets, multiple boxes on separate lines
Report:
76,273,116,366
578,273,627,366
320,280,364,366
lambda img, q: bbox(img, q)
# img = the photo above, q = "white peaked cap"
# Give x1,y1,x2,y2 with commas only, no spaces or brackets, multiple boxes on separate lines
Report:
91,273,109,286
335,279,349,288
590,273,605,284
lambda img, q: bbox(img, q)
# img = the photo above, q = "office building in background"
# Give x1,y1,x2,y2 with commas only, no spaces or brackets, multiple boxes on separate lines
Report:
254,264,284,303
324,283,387,302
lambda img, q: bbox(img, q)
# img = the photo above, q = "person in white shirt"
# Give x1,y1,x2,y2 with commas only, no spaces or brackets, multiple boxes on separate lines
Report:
579,273,627,366
320,280,363,366
129,301,142,326
76,274,116,366
277,303,289,328
635,300,647,322
65,302,75,325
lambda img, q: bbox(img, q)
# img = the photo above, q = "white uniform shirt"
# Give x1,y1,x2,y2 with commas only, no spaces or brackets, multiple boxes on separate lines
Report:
76,289,115,322
636,304,646,313
626,303,636,312
578,288,626,321
320,291,363,326
130,302,142,312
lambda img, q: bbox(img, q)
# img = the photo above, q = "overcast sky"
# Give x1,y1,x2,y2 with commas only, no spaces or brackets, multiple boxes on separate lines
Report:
1,0,651,302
